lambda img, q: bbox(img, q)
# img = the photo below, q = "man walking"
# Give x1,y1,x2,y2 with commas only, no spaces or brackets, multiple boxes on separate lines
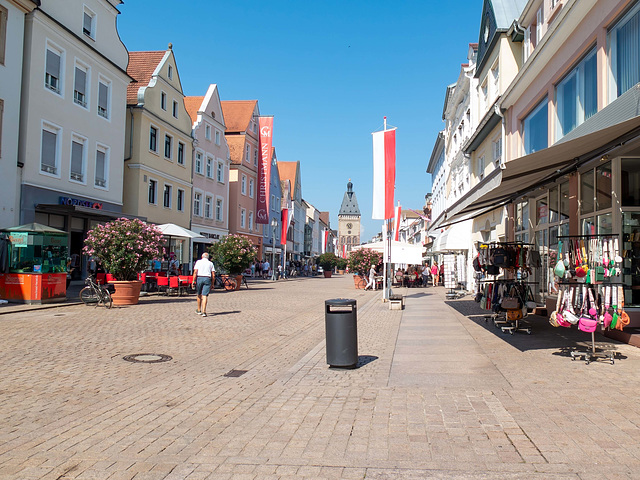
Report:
192,252,215,317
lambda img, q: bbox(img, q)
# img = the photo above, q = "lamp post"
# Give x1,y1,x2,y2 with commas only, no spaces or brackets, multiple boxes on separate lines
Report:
271,218,278,281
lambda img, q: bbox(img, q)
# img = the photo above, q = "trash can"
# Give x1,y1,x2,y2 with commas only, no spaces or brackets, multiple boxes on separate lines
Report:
325,298,358,368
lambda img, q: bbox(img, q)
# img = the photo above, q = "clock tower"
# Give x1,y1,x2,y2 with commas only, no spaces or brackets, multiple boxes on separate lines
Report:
337,180,361,256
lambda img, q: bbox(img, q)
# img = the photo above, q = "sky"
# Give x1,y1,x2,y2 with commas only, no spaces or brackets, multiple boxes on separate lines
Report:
117,0,485,240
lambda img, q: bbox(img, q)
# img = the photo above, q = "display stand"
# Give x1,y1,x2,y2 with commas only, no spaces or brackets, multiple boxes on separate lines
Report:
570,331,616,364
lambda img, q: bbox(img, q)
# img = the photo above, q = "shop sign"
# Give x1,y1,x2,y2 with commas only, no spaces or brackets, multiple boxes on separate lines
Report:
59,196,103,210
199,232,220,239
8,232,28,247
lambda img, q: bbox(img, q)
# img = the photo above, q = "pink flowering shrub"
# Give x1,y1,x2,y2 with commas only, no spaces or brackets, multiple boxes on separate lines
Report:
346,248,383,276
82,218,163,281
208,234,257,275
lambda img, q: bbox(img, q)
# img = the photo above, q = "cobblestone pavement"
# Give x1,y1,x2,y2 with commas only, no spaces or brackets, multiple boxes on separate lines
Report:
1,276,640,479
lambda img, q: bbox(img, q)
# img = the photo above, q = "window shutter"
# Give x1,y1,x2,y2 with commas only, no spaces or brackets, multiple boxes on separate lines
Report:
41,130,57,167
98,82,108,110
46,50,60,78
71,141,83,176
96,150,106,183
83,12,92,35
75,67,86,95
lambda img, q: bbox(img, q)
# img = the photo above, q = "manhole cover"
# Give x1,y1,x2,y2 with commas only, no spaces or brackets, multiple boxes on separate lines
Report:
223,369,248,377
123,353,172,363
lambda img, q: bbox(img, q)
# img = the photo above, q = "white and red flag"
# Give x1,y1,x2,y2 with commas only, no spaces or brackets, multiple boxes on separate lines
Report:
393,204,401,241
281,207,292,246
372,125,396,220
321,228,329,254
257,116,273,224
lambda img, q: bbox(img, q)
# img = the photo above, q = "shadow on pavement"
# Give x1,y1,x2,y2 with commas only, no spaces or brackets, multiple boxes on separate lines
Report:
356,355,378,367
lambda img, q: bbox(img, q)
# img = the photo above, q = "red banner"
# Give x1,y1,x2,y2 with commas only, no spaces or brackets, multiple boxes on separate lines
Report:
281,209,289,246
257,116,274,224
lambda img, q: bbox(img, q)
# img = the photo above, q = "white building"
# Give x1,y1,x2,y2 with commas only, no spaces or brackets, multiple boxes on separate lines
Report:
18,0,131,265
0,0,37,228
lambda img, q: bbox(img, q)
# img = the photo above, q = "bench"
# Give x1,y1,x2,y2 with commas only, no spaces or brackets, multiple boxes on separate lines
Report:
389,294,404,310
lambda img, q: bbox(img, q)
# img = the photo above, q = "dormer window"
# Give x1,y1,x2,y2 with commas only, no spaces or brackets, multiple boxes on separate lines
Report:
168,65,173,80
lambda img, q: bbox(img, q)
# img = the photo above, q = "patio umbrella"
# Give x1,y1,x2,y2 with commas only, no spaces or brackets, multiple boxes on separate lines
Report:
155,224,204,274
3,222,66,234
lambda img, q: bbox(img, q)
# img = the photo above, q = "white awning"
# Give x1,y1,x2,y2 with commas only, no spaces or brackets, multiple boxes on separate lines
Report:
353,240,424,265
431,220,472,253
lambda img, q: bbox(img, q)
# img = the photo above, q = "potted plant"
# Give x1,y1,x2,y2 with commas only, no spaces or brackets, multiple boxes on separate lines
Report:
317,252,338,278
83,218,163,305
347,248,383,289
208,234,257,289
336,257,347,274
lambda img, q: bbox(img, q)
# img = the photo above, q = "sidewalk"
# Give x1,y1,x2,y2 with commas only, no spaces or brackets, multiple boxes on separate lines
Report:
0,277,639,479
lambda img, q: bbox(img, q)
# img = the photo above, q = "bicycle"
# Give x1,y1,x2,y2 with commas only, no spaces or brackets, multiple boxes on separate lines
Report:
79,275,113,308
214,275,237,291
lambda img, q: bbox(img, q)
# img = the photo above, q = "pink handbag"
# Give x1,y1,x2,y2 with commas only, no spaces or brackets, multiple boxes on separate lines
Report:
578,317,598,333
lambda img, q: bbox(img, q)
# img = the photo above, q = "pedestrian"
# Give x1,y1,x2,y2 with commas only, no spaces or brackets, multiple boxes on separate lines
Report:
421,263,429,287
87,255,97,276
169,252,180,276
191,252,215,317
256,260,262,278
365,264,377,290
263,260,270,279
439,263,444,286
431,262,439,287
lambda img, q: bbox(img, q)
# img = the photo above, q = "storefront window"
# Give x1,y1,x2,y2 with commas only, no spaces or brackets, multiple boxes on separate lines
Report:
549,186,559,223
622,212,640,307
596,161,612,210
597,213,612,234
536,197,548,227
560,182,570,221
621,158,640,206
580,170,594,214
582,217,595,235
535,229,549,302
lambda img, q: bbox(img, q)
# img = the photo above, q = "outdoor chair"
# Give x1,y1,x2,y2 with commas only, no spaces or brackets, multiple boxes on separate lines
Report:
156,276,169,295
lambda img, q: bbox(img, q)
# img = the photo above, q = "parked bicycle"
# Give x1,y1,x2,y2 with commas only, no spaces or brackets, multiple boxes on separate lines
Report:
79,274,113,308
214,275,237,291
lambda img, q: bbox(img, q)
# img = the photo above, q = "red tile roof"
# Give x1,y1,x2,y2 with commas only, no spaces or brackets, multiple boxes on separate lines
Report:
226,136,246,165
277,161,298,193
319,211,330,226
184,96,204,124
220,100,257,133
126,51,166,105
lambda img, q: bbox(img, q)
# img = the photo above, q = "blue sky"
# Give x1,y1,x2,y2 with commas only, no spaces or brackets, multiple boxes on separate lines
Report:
117,1,484,239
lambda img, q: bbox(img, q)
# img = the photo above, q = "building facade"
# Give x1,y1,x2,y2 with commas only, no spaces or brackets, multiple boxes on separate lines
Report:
184,84,230,259
18,0,131,271
278,161,304,261
263,147,282,266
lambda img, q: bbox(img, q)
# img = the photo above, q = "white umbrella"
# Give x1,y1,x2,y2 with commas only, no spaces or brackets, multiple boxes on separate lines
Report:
155,224,204,239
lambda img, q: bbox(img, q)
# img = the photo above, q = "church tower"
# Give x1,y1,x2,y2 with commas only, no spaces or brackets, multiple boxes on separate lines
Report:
337,180,361,255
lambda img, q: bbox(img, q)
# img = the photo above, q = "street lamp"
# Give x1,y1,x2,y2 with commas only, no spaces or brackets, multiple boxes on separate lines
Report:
271,218,278,281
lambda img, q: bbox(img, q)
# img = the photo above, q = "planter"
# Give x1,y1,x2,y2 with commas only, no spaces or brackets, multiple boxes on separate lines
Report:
338,269,345,275
234,275,243,290
353,274,367,289
111,280,143,305
324,271,332,278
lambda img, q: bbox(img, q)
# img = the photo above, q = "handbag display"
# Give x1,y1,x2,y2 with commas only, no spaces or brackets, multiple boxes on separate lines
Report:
506,308,523,321
578,316,598,333
554,241,565,278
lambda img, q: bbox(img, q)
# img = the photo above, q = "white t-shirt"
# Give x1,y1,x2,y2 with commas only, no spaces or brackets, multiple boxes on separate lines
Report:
193,258,215,278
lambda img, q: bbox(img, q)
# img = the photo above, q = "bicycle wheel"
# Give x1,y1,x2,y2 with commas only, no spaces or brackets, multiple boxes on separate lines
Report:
100,288,113,309
79,286,99,305
224,278,237,291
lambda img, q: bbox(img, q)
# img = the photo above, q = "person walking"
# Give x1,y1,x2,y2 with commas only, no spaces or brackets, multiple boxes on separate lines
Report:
430,262,439,287
421,263,429,287
250,261,256,278
191,252,215,317
365,264,377,290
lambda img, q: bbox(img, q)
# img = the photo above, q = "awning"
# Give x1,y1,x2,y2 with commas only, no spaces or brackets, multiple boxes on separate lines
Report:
431,220,472,253
353,240,424,265
440,113,640,227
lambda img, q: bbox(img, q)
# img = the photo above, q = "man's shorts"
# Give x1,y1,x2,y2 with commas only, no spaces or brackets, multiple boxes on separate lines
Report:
196,277,212,296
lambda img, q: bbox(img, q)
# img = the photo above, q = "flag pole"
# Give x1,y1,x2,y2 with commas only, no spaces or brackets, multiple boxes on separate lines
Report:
384,116,391,302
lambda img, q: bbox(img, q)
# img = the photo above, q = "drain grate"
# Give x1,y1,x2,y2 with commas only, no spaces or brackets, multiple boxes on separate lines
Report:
123,353,172,364
223,369,248,377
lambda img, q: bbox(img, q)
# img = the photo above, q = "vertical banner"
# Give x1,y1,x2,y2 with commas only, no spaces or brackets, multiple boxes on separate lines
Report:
321,228,329,254
257,116,274,224
393,204,401,241
280,209,289,246
372,128,396,219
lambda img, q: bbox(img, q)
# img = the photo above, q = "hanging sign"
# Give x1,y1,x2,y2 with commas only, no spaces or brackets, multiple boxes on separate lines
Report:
256,116,274,224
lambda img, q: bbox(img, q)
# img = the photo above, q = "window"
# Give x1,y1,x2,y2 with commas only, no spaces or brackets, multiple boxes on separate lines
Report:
161,92,167,110
98,80,110,119
195,151,203,174
177,189,184,211
177,142,185,165
167,65,173,80
246,145,250,162
41,124,60,175
609,3,640,99
148,179,157,204
163,184,172,208
83,7,96,39
95,145,108,188
216,161,224,182
523,98,548,154
70,135,86,182
45,47,62,94
193,192,202,216
172,100,178,118
164,134,172,159
73,64,88,108
149,126,157,152
240,208,246,228
492,138,502,165
254,149,258,166
205,124,211,140
491,61,499,96
480,80,488,112
205,196,212,218
0,5,7,66
248,212,254,231
206,157,213,178
249,179,254,198
215,130,220,145
556,49,597,139
535,8,543,45
241,175,247,195
271,194,275,211
215,198,223,221
477,155,485,180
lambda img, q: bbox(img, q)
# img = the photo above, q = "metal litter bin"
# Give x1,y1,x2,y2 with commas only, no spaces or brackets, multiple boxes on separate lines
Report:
325,298,358,368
